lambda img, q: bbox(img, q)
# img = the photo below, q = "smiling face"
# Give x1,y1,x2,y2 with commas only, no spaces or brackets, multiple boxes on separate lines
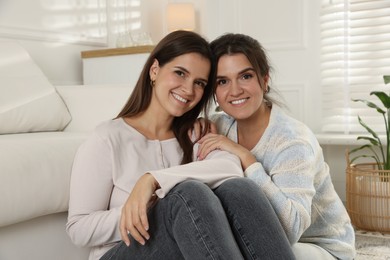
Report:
215,53,268,121
149,52,211,118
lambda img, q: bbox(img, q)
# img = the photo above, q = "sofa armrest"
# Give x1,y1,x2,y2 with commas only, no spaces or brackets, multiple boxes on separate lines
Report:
56,84,133,132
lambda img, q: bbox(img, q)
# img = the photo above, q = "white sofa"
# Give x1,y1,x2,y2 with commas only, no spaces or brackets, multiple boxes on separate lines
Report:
0,40,134,260
0,84,133,260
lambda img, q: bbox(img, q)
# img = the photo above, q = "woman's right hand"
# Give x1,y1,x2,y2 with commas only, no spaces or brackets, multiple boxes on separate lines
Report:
188,117,217,140
120,173,160,246
197,133,257,170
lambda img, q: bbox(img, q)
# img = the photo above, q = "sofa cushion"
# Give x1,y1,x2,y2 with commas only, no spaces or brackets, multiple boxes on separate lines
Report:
0,41,71,134
56,84,132,132
0,132,87,227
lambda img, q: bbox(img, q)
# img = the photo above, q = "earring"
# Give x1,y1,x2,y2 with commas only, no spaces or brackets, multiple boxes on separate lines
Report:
150,80,155,87
265,86,271,94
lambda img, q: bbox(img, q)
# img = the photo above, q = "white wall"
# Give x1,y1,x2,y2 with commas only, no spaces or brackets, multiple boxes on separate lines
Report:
0,0,152,85
0,0,322,107
1,0,350,201
0,0,322,119
322,145,350,202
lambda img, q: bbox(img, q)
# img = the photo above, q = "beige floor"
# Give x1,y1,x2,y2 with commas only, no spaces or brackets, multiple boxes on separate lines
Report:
355,229,390,259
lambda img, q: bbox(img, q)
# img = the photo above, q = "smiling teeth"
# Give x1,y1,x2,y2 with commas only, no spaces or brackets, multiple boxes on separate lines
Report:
172,93,188,103
231,99,246,105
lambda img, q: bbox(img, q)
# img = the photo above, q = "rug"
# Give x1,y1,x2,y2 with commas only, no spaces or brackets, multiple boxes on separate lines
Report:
355,229,390,260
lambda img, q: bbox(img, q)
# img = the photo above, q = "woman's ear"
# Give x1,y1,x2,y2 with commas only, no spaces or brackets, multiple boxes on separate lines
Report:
149,59,159,80
263,74,269,87
260,74,270,92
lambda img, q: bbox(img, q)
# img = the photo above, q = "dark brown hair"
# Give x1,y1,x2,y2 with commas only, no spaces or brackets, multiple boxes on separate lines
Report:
117,30,215,164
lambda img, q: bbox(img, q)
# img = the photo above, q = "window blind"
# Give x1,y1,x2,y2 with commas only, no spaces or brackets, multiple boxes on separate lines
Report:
321,0,390,133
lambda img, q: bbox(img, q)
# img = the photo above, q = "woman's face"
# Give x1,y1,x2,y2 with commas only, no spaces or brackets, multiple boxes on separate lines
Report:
215,53,267,120
149,52,210,118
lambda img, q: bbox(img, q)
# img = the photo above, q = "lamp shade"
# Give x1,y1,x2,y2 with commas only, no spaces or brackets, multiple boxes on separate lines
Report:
166,3,195,32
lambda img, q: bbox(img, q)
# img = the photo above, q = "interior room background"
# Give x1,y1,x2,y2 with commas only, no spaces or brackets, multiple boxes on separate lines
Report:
2,0,388,203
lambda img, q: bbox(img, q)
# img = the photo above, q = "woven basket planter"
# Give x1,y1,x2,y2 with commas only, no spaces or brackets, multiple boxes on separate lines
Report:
346,162,390,233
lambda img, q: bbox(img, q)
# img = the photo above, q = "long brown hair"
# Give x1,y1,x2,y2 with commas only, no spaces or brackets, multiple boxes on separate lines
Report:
117,30,215,164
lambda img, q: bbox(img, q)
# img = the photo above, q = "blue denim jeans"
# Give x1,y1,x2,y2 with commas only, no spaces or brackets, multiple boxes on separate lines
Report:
214,178,295,260
100,178,295,260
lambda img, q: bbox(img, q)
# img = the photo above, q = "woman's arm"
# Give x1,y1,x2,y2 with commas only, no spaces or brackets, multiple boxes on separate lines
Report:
66,133,121,247
245,140,316,244
150,145,243,198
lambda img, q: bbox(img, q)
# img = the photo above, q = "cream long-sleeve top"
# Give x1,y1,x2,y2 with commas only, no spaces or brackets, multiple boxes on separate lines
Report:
211,105,356,260
66,118,243,260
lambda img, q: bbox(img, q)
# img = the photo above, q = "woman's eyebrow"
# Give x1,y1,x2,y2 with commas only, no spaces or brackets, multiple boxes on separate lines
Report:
217,67,255,78
238,67,255,74
174,66,189,73
175,65,208,82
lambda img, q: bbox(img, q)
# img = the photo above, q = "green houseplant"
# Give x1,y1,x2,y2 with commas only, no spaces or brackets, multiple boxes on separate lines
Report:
346,75,390,233
349,75,390,171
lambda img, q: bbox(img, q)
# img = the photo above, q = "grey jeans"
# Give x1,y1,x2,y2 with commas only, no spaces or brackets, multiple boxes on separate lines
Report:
100,178,295,260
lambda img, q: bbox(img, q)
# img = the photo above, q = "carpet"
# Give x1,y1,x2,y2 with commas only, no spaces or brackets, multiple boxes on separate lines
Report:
355,229,390,260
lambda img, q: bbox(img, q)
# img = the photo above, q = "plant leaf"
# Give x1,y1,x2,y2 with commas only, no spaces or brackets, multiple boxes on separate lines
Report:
352,98,386,114
350,155,381,165
357,116,380,139
349,142,384,168
349,144,374,154
356,136,380,146
384,75,390,84
371,91,390,109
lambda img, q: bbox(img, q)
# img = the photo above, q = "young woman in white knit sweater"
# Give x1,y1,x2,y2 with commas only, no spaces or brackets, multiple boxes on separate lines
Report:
196,33,356,260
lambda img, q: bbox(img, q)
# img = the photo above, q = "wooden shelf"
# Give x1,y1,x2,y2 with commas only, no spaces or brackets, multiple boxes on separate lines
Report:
81,45,154,59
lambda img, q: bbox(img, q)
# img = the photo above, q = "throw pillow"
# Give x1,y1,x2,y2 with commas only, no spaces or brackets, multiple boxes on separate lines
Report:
0,41,71,134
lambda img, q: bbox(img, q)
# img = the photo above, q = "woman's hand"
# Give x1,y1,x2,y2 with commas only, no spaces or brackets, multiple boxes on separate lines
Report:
120,173,159,246
188,117,217,140
197,133,257,170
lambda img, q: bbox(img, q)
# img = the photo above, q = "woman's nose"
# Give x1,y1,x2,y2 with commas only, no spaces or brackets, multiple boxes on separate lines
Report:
181,81,195,95
230,81,243,96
